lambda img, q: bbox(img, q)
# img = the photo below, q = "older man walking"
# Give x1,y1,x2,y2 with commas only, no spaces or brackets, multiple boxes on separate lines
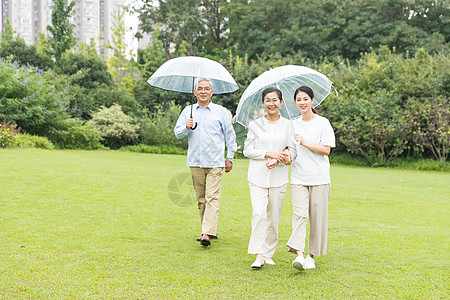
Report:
174,78,237,246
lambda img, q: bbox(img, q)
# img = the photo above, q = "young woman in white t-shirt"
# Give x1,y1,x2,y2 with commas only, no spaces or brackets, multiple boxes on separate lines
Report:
243,87,295,269
287,86,336,271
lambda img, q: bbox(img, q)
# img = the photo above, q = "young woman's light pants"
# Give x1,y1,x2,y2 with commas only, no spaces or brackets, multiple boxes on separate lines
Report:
287,184,330,256
248,182,287,258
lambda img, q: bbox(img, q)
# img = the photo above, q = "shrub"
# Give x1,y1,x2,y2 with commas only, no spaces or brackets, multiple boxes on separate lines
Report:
138,101,187,149
329,153,449,172
385,157,450,172
0,38,53,70
323,47,449,164
407,95,449,161
0,59,71,138
329,91,411,165
120,144,187,155
50,118,104,150
0,117,21,148
89,104,139,149
9,133,54,149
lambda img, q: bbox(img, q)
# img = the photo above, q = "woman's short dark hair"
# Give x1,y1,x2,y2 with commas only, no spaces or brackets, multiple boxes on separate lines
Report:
262,87,283,102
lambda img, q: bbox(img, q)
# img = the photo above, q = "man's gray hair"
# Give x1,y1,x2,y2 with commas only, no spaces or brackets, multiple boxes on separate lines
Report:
194,77,213,90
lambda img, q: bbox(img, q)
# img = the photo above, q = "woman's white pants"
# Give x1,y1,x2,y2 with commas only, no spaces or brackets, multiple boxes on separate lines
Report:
248,182,287,258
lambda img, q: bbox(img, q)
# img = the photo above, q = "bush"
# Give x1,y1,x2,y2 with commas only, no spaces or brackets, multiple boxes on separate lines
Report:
0,117,20,148
407,95,449,161
9,133,54,149
138,101,187,149
328,91,410,165
323,47,449,164
120,144,187,155
50,118,104,150
89,104,139,149
385,157,450,172
0,59,71,138
0,38,53,70
330,153,449,172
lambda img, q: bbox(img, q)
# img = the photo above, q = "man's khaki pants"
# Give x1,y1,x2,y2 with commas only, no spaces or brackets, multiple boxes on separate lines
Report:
190,167,223,237
287,184,330,256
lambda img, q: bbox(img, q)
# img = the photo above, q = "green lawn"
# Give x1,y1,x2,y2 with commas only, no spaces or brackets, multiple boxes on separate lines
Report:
0,149,448,299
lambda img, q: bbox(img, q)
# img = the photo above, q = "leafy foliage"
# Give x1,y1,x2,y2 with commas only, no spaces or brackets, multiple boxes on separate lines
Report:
408,96,449,160
0,37,53,70
0,117,21,148
0,1,448,164
0,59,71,138
136,0,449,61
89,104,139,149
8,133,54,149
138,101,187,149
47,0,76,62
106,6,136,94
323,47,449,165
57,48,114,89
120,144,187,155
0,59,104,149
328,92,410,165
136,0,205,58
48,44,142,121
50,118,103,150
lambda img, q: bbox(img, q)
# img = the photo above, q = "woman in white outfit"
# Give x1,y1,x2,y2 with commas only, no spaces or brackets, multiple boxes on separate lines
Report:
243,87,295,269
287,86,335,271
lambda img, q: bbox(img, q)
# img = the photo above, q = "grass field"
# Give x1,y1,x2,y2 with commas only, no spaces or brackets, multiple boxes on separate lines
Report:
0,149,448,299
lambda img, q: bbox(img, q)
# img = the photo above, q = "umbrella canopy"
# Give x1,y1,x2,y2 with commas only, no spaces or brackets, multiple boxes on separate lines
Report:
147,56,239,95
235,65,334,127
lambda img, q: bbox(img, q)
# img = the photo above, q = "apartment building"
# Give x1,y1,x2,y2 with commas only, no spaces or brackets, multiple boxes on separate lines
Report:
0,0,125,58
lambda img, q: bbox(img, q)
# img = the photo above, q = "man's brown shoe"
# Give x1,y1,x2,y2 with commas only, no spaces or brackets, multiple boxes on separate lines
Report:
200,235,211,246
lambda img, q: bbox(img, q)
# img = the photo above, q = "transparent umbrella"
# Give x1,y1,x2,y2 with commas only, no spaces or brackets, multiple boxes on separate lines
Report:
148,56,238,94
235,65,334,128
148,56,239,129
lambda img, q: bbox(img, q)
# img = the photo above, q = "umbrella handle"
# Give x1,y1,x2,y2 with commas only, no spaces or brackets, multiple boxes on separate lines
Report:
190,103,198,130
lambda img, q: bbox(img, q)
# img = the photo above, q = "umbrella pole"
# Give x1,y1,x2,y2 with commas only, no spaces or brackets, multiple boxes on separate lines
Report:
190,78,198,130
282,99,303,146
277,82,294,122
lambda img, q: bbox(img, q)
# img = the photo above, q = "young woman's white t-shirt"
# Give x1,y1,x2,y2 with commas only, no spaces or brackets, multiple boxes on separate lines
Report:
291,114,335,186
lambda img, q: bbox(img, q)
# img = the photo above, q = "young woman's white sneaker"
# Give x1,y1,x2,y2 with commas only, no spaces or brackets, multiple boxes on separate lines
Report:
303,256,315,269
292,256,305,270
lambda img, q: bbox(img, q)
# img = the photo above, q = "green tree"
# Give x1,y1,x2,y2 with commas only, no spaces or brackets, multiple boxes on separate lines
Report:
58,44,114,89
47,0,76,63
197,0,229,58
36,32,52,59
226,0,294,61
0,18,14,43
106,6,136,93
136,0,208,58
134,28,170,112
226,0,450,61
0,37,53,69
55,44,142,120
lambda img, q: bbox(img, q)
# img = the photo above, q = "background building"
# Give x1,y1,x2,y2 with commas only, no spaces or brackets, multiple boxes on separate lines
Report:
0,0,127,58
